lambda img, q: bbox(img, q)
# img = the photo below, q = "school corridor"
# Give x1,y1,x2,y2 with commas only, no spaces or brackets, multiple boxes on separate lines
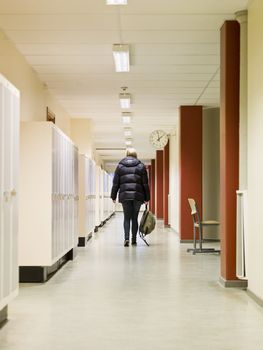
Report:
2,0,263,348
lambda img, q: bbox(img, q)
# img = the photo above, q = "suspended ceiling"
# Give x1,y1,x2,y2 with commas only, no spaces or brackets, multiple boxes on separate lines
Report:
0,0,249,162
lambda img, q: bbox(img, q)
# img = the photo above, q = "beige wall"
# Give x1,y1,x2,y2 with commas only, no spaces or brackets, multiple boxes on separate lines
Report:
0,30,71,136
202,108,220,239
70,118,103,166
247,0,263,300
169,127,180,232
71,118,93,157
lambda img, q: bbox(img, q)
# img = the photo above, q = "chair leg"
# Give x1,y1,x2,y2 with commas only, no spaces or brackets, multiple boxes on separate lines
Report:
196,224,220,254
193,226,197,251
199,225,203,251
187,224,197,254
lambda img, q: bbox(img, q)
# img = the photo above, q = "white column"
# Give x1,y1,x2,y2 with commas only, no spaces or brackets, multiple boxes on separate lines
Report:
236,10,248,190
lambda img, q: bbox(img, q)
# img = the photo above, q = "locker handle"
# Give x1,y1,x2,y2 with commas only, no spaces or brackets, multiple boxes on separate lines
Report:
11,189,17,197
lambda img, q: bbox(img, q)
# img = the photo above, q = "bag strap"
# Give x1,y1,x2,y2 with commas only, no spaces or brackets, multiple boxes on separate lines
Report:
139,231,150,246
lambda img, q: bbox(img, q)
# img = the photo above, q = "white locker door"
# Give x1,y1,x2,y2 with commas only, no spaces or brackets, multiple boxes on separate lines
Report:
74,146,78,246
0,77,19,310
85,157,90,235
88,158,94,234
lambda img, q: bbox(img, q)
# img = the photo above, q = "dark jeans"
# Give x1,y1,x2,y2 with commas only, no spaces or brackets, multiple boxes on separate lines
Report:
122,200,142,241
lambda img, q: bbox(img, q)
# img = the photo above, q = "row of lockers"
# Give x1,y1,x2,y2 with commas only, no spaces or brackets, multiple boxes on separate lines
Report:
0,74,115,316
19,122,79,266
79,155,114,244
19,122,115,265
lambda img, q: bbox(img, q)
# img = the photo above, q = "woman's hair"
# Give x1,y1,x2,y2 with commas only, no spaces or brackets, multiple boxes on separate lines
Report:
126,147,137,158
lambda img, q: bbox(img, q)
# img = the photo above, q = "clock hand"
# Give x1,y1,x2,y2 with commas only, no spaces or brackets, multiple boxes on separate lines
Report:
158,131,164,141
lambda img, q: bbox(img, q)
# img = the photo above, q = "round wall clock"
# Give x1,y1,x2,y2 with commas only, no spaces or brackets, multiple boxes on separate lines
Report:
149,130,168,149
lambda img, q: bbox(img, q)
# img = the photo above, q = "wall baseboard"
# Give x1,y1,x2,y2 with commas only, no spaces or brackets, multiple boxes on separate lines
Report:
219,276,248,289
0,306,7,326
247,289,263,308
78,233,92,247
180,239,220,244
19,248,76,283
169,227,179,234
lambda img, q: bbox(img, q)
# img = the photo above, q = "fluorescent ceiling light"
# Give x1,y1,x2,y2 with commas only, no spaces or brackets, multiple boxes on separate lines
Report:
125,140,132,146
119,92,131,109
122,116,131,124
122,112,132,124
113,44,130,72
107,0,127,4
124,129,132,137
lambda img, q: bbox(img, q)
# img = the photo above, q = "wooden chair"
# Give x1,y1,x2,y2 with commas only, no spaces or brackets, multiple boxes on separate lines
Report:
187,198,220,254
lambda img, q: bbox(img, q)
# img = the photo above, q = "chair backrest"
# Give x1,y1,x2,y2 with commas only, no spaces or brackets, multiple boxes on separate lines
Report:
188,198,201,225
188,198,197,215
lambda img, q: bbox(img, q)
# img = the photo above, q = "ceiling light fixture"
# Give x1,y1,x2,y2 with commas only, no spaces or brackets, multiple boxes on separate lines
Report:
107,0,127,4
124,129,132,137
119,87,131,109
122,112,132,124
125,139,132,146
122,116,131,124
113,44,130,72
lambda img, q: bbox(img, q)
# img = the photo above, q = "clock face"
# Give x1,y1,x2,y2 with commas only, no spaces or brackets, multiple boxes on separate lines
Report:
149,130,168,149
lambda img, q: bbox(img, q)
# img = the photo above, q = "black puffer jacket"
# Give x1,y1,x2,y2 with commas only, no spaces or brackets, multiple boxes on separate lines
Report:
111,156,150,203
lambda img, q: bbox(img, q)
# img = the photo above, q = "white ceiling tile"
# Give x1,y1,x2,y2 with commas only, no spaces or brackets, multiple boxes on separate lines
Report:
133,43,220,56
5,30,120,43
16,43,113,55
32,63,218,75
27,55,113,65
0,0,249,14
26,55,219,66
0,0,116,14
119,0,249,14
16,42,221,56
122,30,220,44
121,14,234,31
133,55,220,65
0,14,119,30
38,73,217,81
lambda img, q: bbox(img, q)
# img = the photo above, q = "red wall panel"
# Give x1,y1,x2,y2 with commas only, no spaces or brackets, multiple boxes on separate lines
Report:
163,141,170,226
179,106,203,241
220,21,240,281
150,159,155,214
156,150,164,219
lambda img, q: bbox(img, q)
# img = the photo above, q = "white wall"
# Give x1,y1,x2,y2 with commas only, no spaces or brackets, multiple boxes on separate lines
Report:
169,127,180,232
247,0,263,300
202,108,220,239
0,30,71,136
